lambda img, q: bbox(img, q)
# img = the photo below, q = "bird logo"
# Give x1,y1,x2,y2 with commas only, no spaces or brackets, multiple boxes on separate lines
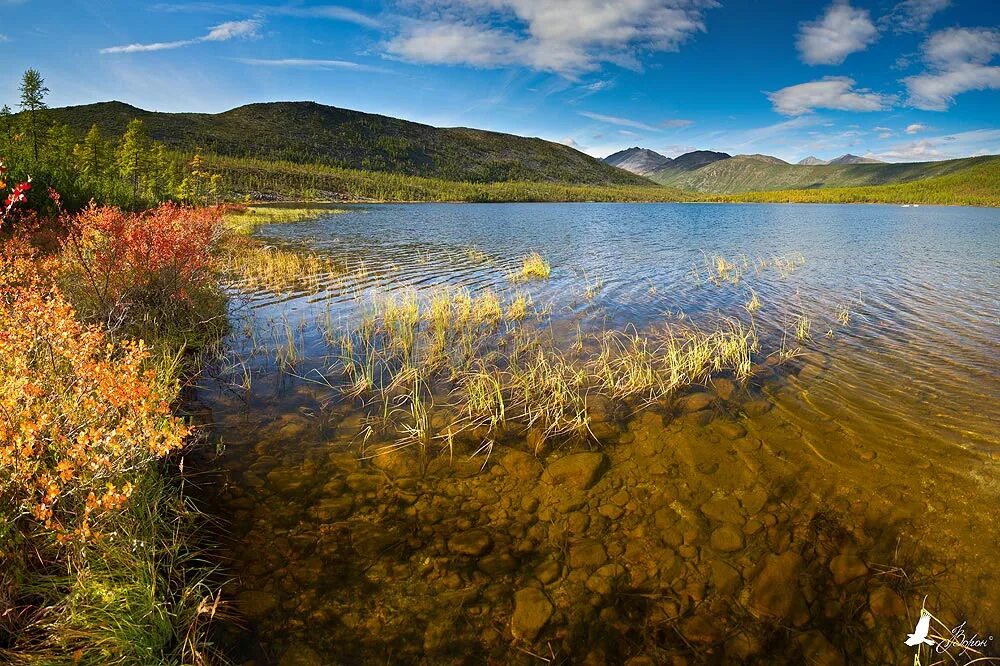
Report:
906,611,935,647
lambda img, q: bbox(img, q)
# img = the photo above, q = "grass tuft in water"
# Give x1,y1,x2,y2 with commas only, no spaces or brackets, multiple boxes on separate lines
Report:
508,252,552,282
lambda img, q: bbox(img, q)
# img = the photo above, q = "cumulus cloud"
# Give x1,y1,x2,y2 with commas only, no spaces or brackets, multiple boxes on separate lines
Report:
101,18,261,53
905,123,927,134
881,0,949,34
387,0,720,76
796,1,878,65
579,111,662,132
767,77,893,115
560,137,583,149
904,27,1000,110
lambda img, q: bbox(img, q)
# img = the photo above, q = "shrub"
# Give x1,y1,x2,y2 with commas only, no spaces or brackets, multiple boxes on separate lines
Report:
0,244,189,552
60,203,227,349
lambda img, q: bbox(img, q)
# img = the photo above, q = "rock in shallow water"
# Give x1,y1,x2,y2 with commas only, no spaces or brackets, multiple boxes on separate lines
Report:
448,529,494,556
709,525,745,552
748,551,810,625
542,452,608,490
511,588,554,641
829,553,868,585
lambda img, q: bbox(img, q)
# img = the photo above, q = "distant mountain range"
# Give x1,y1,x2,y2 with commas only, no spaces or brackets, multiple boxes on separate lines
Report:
45,101,650,187
603,147,672,176
599,146,987,193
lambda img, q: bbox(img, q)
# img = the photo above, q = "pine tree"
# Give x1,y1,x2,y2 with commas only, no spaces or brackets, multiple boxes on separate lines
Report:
117,119,148,201
18,69,49,161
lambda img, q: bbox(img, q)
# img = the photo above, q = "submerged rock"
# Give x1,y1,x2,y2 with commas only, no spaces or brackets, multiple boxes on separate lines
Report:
869,586,906,617
542,452,608,491
448,529,494,556
238,590,279,620
279,643,323,666
829,554,868,585
568,538,609,569
709,525,745,552
748,552,809,625
511,588,554,641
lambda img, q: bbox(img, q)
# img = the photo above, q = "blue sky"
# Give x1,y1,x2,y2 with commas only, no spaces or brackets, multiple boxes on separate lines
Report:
1,0,998,162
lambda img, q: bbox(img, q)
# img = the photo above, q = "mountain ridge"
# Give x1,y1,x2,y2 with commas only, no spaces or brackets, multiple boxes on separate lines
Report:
44,100,653,187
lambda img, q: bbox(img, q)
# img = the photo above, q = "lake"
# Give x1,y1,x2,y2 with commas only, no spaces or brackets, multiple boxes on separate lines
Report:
195,203,999,665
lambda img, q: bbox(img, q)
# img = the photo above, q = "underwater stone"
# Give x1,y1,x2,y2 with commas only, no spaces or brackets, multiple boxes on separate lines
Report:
448,529,494,556
829,554,868,585
749,552,809,625
511,588,554,641
542,452,608,491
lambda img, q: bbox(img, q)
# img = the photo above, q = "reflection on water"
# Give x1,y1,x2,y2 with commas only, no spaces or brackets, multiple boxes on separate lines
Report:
193,203,999,665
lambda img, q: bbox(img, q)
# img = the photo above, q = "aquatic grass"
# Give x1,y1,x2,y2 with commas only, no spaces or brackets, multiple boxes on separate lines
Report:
221,205,340,236
794,314,812,342
836,303,851,326
219,240,345,295
506,292,531,321
745,289,762,314
508,252,552,282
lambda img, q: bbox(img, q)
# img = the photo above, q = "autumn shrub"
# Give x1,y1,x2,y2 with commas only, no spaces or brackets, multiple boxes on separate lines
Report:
60,203,228,351
0,243,188,548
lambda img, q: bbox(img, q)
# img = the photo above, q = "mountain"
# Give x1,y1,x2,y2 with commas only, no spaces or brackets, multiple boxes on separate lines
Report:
45,101,652,187
798,156,828,166
665,150,731,171
603,147,672,176
648,154,994,193
828,154,885,165
736,154,788,165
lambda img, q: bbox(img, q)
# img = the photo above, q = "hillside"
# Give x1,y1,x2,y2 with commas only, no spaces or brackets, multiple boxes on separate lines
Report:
46,101,653,186
603,147,672,176
709,156,1000,206
649,154,994,193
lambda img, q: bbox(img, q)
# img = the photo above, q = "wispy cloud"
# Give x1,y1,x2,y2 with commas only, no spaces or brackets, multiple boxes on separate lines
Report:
661,119,694,128
904,27,1000,110
101,18,261,54
881,0,949,34
387,0,720,77
579,111,661,132
796,1,878,65
905,123,927,134
232,58,391,73
768,77,893,115
153,3,380,29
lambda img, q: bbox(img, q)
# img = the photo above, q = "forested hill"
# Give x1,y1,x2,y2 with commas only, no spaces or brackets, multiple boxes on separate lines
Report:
46,101,652,186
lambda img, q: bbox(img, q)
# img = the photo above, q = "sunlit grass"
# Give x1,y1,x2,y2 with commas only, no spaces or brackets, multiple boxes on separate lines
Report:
508,252,552,282
221,205,340,236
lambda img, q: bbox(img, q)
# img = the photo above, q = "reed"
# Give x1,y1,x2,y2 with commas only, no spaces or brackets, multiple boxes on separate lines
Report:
745,289,762,314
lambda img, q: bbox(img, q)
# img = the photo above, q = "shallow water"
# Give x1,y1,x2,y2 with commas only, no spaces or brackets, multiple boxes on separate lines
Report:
194,203,999,665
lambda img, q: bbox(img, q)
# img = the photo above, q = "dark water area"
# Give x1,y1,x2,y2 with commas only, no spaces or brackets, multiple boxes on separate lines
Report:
193,203,999,665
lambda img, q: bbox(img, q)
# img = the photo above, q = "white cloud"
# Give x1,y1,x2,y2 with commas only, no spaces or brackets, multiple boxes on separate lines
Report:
905,123,927,134
882,0,949,33
232,58,391,73
904,27,1000,110
0,34,8,42
796,1,878,65
868,128,1000,161
387,0,720,76
661,118,694,128
767,77,893,115
560,137,583,149
101,18,261,54
579,111,661,132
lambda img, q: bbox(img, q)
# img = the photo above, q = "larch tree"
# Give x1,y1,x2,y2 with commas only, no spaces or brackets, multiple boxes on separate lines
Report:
117,119,149,201
18,69,49,161
78,124,104,180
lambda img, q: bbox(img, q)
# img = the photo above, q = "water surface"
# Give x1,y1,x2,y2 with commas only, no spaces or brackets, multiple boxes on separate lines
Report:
196,203,999,665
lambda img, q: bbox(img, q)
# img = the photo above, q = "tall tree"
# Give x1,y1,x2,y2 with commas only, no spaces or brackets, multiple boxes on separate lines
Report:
77,124,104,179
0,105,12,143
18,69,49,160
117,119,148,201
